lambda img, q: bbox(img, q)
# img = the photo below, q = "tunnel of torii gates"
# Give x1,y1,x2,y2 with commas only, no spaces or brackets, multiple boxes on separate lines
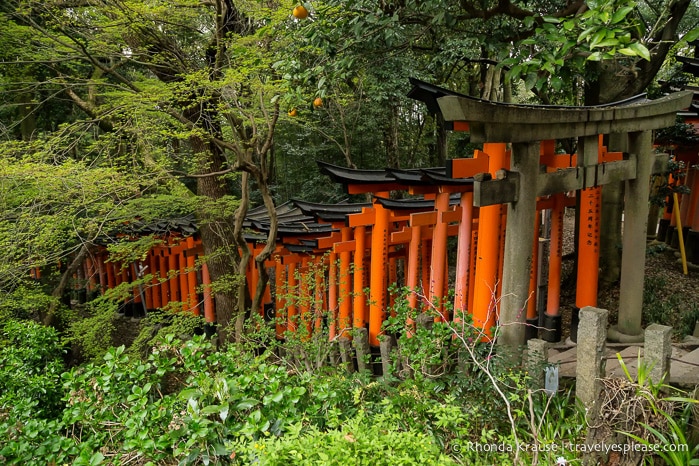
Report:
40,83,692,348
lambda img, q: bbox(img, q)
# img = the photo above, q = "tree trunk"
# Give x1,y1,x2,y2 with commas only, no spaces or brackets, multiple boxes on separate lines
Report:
191,136,241,343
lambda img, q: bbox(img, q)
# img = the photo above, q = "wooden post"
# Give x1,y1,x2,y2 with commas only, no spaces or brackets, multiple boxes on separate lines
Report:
369,195,391,346
178,246,188,311
353,225,367,329
150,249,161,309
339,227,352,337
454,191,474,323
543,193,564,342
168,245,180,304
576,135,601,309
406,222,421,335
158,248,169,308
499,141,540,349
472,144,507,336
186,237,199,315
428,192,451,319
275,258,287,337
287,261,298,332
526,211,540,340
201,262,215,323
328,251,338,340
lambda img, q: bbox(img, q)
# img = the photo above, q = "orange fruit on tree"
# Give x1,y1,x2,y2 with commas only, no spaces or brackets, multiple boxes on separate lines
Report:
313,97,323,108
288,108,298,117
292,5,308,19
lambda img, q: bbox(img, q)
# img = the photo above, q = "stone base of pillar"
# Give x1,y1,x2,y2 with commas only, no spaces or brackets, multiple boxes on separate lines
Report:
525,317,539,341
607,324,644,343
657,218,671,242
541,313,561,343
685,229,699,264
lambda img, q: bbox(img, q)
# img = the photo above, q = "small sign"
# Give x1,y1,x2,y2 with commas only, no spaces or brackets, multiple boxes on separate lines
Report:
545,365,559,395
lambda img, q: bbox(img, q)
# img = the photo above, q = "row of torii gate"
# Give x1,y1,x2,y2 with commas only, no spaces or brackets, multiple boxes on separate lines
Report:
72,82,692,348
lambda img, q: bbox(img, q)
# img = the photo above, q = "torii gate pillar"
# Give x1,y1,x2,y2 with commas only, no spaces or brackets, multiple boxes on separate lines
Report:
499,141,540,347
610,130,654,342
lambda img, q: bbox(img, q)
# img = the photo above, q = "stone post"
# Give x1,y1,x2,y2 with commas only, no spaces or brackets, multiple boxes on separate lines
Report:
526,338,549,391
615,131,653,341
644,324,672,384
380,335,396,379
576,306,608,420
338,336,355,373
499,141,540,350
352,327,371,373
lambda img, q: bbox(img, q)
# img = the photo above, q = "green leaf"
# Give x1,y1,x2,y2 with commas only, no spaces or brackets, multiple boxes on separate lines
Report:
587,52,602,61
684,27,699,43
628,42,650,61
236,399,257,410
611,6,634,24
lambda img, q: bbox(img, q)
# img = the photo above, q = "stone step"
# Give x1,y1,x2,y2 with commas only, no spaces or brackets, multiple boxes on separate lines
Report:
669,347,699,385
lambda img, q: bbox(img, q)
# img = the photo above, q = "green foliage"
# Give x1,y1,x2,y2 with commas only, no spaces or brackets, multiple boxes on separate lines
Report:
65,299,120,362
230,412,456,465
0,319,66,418
616,353,699,465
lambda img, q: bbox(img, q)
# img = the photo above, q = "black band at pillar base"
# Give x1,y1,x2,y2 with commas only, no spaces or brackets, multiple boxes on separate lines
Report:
525,317,539,341
541,313,562,343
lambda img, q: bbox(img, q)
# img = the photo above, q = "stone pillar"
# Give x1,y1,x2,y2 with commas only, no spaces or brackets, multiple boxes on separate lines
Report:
526,338,549,390
352,327,371,373
644,324,672,384
499,141,540,349
614,130,653,342
576,306,608,419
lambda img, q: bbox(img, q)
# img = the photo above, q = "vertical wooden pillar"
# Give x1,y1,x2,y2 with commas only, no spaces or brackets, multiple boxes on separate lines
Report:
186,237,199,315
201,262,215,323
576,135,602,309
149,250,161,309
420,237,431,297
429,192,451,319
287,261,298,332
472,143,507,336
314,255,324,332
299,257,312,335
499,141,540,349
158,248,169,308
328,251,338,340
97,254,106,294
178,246,188,311
168,245,180,304
544,193,564,341
369,197,390,346
616,131,653,340
467,227,478,313
106,259,116,290
526,211,541,340
275,259,287,337
454,191,474,321
353,225,366,329
406,222,422,334
339,227,352,337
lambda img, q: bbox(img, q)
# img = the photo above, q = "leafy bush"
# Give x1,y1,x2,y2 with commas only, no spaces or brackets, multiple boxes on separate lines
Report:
230,413,456,465
0,319,66,418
